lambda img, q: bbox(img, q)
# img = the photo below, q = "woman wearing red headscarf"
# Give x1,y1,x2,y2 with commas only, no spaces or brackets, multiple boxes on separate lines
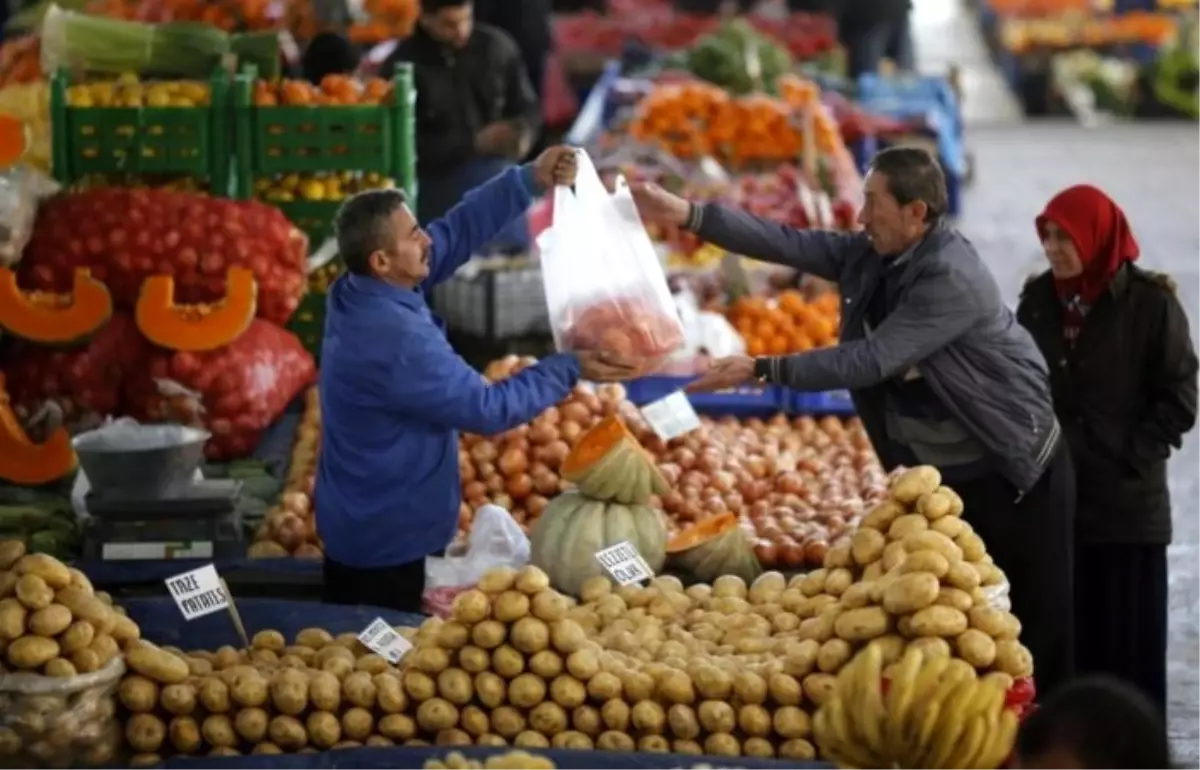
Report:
1017,184,1198,715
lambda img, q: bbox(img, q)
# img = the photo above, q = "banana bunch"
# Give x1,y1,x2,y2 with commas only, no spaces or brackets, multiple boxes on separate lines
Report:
813,643,1021,769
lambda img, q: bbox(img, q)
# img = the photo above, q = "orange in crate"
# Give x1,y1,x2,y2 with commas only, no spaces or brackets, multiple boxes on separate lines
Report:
730,290,840,356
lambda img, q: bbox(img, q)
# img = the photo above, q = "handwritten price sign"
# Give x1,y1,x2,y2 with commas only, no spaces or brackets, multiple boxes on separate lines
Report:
594,541,654,586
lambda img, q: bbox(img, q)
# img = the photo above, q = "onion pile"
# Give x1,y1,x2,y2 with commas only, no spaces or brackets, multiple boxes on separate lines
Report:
458,357,626,533
249,387,323,559
622,413,889,570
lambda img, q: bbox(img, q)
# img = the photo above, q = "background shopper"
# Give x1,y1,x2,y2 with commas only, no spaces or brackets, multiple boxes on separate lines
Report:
1018,184,1198,716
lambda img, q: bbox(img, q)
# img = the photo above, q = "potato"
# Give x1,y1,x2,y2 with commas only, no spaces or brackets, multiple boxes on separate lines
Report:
525,701,566,737
515,565,550,594
510,616,550,655
7,636,58,669
956,629,998,668
433,668,470,706
302,711,340,749
91,633,120,665
508,672,547,708
44,657,76,677
782,640,819,678
597,730,636,752
16,554,71,590
0,540,25,570
127,640,189,684
232,708,268,743
566,647,600,680
333,670,372,709
882,571,941,615
470,620,507,651
14,574,53,610
439,728,476,747
902,530,964,561
780,738,817,760
946,560,982,591
196,677,230,714
888,514,929,541
269,668,309,716
370,672,405,715
956,532,987,561
283,645,317,665
823,568,853,596
968,606,1021,638
773,705,811,739
891,466,942,503
268,715,308,751
492,591,531,623
704,733,741,757
994,640,1034,677
168,716,202,754
600,699,631,732
816,638,852,673
861,500,905,532
935,587,975,613
201,715,237,748
850,528,886,566
915,489,954,520
186,656,213,676
801,673,837,706
251,629,285,652
374,713,415,742
294,628,333,649
550,619,586,654
523,650,559,680
897,549,949,577
55,587,113,631
209,747,241,758
867,634,907,666
126,714,166,753
908,636,952,658
71,647,101,673
910,605,969,637
834,606,892,642
0,598,25,640
477,566,517,594
229,667,270,707
161,683,197,716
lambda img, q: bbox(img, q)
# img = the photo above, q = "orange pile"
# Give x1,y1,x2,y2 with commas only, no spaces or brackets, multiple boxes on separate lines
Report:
728,290,840,356
347,0,419,43
84,0,320,37
627,82,803,166
778,74,846,157
253,75,393,106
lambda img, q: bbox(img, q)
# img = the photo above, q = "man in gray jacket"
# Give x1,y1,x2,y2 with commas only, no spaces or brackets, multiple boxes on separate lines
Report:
632,147,1075,697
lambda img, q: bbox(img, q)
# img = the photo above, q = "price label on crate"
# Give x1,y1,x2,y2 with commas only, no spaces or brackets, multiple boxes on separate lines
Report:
594,541,654,586
358,618,412,664
165,564,228,621
639,391,700,441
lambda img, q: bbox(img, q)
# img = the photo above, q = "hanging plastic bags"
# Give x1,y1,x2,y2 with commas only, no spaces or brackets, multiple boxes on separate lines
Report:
539,149,684,366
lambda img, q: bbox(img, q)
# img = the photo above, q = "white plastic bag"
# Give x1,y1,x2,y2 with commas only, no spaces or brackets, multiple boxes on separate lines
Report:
425,505,530,590
0,164,59,267
539,149,684,364
981,579,1012,612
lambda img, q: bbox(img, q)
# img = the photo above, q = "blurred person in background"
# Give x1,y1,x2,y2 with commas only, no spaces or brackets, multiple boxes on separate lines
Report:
301,32,361,84
837,0,915,79
381,0,541,249
473,0,553,103
630,146,1076,698
1014,675,1172,769
1017,184,1198,717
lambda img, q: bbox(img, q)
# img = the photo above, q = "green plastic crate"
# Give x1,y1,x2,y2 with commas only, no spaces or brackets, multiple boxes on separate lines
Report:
273,200,341,245
288,290,327,360
50,69,232,193
233,64,417,201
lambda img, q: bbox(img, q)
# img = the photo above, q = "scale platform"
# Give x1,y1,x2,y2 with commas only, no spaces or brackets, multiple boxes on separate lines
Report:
83,479,246,562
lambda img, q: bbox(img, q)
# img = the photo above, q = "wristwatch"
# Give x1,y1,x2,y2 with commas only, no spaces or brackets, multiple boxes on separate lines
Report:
752,357,772,383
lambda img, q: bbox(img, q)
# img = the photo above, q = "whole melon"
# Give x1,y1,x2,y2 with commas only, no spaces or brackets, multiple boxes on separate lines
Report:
528,490,667,597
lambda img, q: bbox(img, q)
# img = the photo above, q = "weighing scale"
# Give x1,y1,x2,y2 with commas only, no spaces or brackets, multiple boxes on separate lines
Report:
82,478,245,562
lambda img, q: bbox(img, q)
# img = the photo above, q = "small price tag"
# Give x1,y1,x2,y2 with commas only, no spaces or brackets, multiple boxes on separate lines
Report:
165,564,228,621
358,618,412,664
639,391,700,440
595,541,654,586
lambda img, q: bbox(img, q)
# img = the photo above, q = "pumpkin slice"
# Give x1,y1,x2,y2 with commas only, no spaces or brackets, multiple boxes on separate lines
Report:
135,266,258,352
529,490,667,597
0,267,113,345
667,513,763,584
560,415,669,505
0,374,77,485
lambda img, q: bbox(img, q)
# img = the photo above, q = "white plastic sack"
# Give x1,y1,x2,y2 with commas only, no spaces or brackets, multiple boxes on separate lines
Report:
0,164,59,267
539,149,684,366
668,286,745,365
69,418,206,518
981,579,1012,612
425,505,530,590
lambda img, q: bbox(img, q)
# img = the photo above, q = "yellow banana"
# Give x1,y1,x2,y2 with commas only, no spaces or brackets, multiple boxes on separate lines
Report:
898,655,951,761
856,642,888,757
911,663,973,763
976,708,1021,769
821,695,884,769
884,647,926,757
946,713,990,769
923,678,1002,768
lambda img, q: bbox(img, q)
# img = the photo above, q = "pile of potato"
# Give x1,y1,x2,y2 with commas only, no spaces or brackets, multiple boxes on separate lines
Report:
0,543,140,768
116,626,422,764
425,750,556,769
791,465,1033,682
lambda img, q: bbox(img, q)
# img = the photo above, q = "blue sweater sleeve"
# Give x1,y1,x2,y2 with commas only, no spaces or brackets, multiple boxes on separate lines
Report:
391,333,581,435
422,165,540,288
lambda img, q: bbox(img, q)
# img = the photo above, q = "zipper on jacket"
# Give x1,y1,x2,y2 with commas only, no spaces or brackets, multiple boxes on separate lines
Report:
1013,417,1061,503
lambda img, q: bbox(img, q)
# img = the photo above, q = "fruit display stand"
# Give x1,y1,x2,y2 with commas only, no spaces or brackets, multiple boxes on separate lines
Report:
49,69,233,194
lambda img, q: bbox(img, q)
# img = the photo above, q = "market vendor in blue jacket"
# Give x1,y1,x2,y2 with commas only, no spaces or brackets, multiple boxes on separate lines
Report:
316,146,642,613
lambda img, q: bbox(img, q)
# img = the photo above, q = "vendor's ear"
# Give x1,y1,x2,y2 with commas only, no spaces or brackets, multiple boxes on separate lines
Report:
903,199,929,226
367,249,391,275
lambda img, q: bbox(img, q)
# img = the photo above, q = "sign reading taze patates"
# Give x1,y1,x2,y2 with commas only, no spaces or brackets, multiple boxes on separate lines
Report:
594,541,654,586
165,564,229,621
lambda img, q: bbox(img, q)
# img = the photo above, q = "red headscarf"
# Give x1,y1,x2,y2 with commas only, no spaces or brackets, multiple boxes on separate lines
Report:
1035,184,1141,306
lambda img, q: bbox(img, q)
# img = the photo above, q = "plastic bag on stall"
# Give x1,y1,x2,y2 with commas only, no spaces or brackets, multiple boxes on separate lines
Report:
981,577,1013,612
539,149,685,366
423,505,530,618
0,164,59,267
69,418,206,517
0,657,125,768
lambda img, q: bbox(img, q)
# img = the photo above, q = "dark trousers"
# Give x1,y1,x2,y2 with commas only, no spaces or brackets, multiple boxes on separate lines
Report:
1075,541,1169,715
955,446,1076,699
322,555,428,614
842,18,916,79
